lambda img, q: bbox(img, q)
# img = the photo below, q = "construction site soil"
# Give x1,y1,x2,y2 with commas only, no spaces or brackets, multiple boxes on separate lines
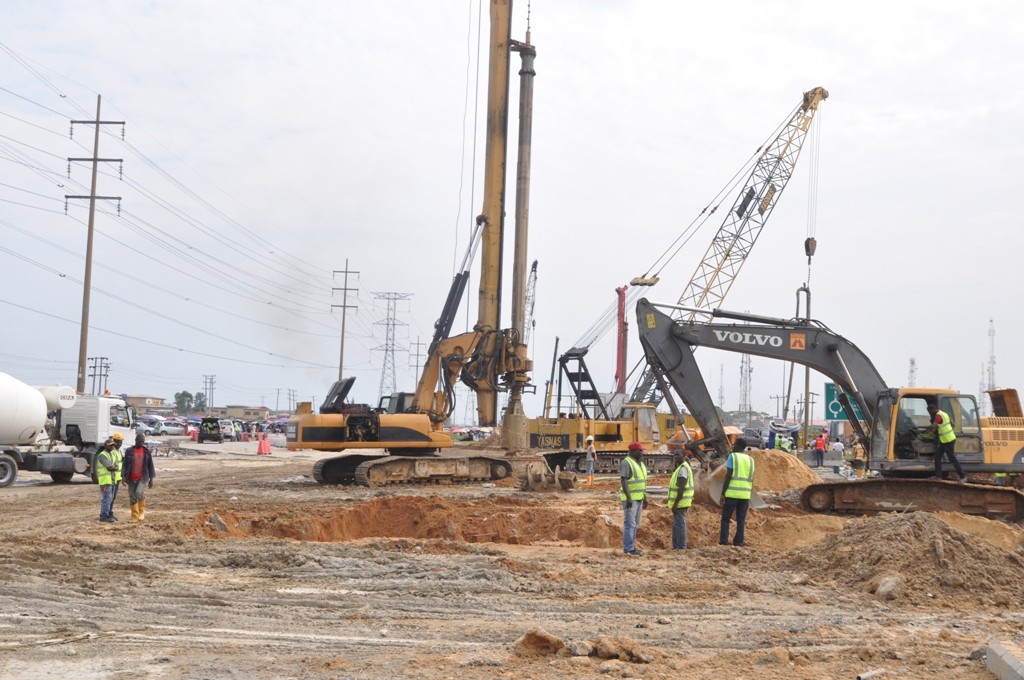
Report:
2,444,1023,679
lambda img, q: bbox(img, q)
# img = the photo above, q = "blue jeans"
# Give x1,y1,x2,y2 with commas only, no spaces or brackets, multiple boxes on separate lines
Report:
100,485,115,520
720,497,750,546
622,501,644,553
672,507,688,549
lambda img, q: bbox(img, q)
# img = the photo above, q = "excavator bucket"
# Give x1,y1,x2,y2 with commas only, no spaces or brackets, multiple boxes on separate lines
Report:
518,462,576,492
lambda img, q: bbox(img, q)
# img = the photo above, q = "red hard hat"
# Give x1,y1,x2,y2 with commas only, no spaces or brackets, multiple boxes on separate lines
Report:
628,442,645,452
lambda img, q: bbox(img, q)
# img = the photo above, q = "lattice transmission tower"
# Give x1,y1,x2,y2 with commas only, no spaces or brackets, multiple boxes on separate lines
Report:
373,292,411,403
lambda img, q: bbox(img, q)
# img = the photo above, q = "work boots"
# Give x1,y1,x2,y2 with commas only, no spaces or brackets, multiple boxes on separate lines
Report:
137,499,146,521
130,503,140,522
587,474,594,488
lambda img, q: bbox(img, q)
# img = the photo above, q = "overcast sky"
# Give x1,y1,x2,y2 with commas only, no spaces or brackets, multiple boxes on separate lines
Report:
2,0,1022,425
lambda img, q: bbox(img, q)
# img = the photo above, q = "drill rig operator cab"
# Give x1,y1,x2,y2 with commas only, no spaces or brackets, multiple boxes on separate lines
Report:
286,378,452,454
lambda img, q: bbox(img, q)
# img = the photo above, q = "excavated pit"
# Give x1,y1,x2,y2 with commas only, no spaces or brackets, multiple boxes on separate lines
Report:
199,496,628,547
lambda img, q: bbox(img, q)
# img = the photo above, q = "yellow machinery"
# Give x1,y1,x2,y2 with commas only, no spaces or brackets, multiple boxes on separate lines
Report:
287,1,536,486
636,299,1024,519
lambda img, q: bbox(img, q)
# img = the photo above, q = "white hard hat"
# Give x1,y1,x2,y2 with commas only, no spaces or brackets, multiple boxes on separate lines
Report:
585,435,594,441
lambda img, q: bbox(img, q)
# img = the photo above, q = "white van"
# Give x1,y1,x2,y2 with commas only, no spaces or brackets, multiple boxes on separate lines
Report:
219,419,236,441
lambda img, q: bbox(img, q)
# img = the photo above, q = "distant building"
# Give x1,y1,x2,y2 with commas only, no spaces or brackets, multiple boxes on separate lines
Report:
125,395,174,416
207,405,271,421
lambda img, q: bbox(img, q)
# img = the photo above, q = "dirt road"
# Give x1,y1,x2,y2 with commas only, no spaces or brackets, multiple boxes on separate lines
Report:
1,445,1022,679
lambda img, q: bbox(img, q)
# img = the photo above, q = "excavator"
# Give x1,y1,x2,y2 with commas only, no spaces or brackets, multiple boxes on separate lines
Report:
287,0,535,486
635,298,1024,520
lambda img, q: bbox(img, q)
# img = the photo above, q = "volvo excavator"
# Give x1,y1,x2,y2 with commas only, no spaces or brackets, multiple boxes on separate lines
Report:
635,298,1024,520
287,0,535,486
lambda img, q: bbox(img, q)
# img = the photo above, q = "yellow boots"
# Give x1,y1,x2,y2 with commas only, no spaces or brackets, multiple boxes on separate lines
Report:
130,500,147,522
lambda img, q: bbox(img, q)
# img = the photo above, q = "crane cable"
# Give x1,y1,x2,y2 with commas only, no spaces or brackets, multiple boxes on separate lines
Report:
570,106,797,350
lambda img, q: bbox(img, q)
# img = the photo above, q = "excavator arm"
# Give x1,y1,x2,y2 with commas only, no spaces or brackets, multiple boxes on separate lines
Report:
635,298,887,454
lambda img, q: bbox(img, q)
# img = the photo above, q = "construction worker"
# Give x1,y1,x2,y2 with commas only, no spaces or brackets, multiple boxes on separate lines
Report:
813,432,827,468
95,439,119,523
122,433,155,521
928,403,966,483
667,449,694,550
619,442,648,556
719,438,755,546
780,435,793,453
584,435,596,488
109,432,125,520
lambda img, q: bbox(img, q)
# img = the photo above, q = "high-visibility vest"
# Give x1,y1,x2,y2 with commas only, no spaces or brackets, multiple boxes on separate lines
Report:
112,448,123,484
95,449,115,486
936,410,956,444
619,456,648,502
724,452,755,500
667,461,694,509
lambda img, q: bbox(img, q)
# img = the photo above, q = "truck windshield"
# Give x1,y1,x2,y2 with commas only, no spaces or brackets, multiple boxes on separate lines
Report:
109,405,131,428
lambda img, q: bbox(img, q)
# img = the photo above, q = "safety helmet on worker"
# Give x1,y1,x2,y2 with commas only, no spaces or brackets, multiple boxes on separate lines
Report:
585,436,594,442
112,432,124,442
628,442,645,452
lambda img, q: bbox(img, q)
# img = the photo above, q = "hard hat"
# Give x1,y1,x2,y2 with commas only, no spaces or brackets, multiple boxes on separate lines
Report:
112,432,124,441
103,438,114,446
585,436,594,442
628,442,645,452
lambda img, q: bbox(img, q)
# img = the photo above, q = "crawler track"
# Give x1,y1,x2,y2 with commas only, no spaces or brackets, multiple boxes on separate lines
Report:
800,478,1024,520
354,455,513,487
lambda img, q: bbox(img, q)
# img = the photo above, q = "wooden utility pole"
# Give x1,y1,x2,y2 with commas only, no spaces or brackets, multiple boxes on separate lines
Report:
67,95,124,394
331,259,359,381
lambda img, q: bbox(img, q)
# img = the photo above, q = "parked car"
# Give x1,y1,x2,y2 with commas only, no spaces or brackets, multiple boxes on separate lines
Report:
154,421,185,436
198,417,224,443
134,421,153,436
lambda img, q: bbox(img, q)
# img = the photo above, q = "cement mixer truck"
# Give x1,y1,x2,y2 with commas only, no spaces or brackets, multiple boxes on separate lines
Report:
0,372,137,487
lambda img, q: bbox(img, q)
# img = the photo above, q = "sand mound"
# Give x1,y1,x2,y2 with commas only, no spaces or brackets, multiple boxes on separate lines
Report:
785,512,1024,605
749,449,820,491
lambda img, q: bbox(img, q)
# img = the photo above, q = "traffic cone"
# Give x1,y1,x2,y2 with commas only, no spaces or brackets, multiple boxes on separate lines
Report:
257,438,272,455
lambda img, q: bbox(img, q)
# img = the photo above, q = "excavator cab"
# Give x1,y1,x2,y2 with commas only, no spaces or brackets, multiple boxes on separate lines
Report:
872,390,984,471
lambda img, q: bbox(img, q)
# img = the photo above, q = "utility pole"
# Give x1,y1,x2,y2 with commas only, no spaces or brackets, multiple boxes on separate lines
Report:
373,292,412,403
409,336,427,371
203,374,216,408
67,95,124,394
770,394,785,419
331,259,359,381
276,388,281,413
100,358,111,394
287,388,297,412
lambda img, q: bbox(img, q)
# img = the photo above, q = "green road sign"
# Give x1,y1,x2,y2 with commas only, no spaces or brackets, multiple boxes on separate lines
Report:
825,382,865,421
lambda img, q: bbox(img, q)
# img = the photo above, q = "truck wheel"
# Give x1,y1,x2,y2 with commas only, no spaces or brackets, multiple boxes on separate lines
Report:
50,471,75,484
0,453,18,488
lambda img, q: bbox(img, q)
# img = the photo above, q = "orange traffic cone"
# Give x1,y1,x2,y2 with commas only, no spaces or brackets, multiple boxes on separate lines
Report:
257,438,272,455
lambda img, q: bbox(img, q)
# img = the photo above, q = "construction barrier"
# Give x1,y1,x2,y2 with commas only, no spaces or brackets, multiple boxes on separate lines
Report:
190,430,198,442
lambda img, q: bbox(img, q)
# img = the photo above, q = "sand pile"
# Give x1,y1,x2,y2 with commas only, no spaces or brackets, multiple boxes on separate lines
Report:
749,449,820,491
785,512,1024,605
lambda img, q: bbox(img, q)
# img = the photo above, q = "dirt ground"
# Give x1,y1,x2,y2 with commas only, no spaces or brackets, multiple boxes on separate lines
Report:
2,444,1023,679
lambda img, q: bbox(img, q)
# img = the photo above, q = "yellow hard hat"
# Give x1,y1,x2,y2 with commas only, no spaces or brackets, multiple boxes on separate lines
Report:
112,432,124,441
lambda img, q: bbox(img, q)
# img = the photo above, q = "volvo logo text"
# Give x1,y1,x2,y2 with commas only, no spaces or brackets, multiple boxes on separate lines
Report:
713,330,783,347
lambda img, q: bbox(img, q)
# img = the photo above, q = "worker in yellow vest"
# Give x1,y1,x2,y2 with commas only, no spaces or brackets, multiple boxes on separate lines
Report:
719,438,756,546
95,439,120,523
619,442,648,556
667,449,694,550
927,403,966,483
